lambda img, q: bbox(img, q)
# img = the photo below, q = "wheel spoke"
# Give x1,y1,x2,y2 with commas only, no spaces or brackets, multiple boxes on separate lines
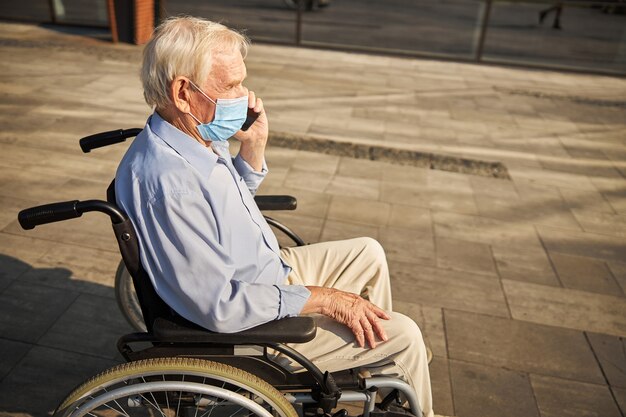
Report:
57,358,294,417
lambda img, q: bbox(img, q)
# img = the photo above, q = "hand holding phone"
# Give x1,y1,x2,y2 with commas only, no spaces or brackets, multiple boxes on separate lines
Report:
241,107,260,131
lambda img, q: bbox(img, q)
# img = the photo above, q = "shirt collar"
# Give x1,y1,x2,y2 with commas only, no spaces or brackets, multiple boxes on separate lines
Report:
148,111,219,179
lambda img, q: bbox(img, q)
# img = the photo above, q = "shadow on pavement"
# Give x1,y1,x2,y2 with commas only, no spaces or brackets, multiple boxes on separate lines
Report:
0,254,126,416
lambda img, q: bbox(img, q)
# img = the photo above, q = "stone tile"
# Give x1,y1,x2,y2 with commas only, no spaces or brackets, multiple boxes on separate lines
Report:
449,360,539,417
549,252,623,296
0,280,79,344
445,309,605,384
427,170,474,194
39,293,130,359
327,195,391,226
325,175,380,200
320,219,379,242
0,345,118,415
380,163,429,187
503,279,626,337
0,194,37,231
0,253,31,292
265,146,298,169
0,233,58,267
509,167,597,191
559,186,617,214
470,175,519,200
283,167,334,193
260,166,289,188
387,204,432,233
292,150,340,174
0,338,31,380
474,192,581,230
0,165,69,204
433,211,541,247
608,261,626,295
435,237,497,277
586,333,626,389
571,209,626,238
2,210,119,257
537,225,626,263
393,301,446,358
429,190,479,216
530,374,621,417
391,263,508,317
337,157,384,180
604,192,626,214
258,185,333,220
429,356,455,417
18,261,117,300
379,226,435,267
614,387,626,415
491,244,560,286
380,182,431,209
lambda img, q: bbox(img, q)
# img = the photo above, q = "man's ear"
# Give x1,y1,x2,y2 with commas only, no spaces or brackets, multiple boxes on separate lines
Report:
170,76,193,114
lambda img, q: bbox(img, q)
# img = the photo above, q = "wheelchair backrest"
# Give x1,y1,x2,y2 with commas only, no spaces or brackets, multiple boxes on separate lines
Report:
107,179,179,332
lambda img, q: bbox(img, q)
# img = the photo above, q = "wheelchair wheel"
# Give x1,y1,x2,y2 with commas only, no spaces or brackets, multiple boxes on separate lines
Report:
115,260,147,332
54,357,298,417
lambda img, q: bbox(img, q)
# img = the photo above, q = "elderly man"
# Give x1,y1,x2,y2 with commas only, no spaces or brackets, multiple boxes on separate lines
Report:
115,16,433,417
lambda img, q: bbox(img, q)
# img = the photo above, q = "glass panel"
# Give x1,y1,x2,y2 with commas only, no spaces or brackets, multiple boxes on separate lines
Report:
0,0,51,22
164,0,297,43
301,0,485,58
52,0,109,26
482,2,626,74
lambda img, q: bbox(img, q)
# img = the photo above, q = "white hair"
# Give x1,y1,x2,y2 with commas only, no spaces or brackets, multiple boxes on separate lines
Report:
141,16,250,109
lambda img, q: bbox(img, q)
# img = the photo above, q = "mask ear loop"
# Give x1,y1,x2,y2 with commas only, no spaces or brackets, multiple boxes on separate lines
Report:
187,79,217,128
188,80,217,105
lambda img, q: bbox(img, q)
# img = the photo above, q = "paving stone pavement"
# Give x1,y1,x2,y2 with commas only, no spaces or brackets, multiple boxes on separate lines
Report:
0,21,625,417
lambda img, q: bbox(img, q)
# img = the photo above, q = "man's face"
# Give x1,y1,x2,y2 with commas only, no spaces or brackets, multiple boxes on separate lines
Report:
189,50,248,124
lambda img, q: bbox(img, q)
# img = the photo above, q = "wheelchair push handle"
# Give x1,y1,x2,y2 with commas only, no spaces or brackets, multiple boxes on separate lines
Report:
80,128,142,153
18,200,127,230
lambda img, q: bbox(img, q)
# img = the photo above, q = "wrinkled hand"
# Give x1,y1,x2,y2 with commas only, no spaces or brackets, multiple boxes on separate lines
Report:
303,287,390,349
233,90,268,146
232,91,268,172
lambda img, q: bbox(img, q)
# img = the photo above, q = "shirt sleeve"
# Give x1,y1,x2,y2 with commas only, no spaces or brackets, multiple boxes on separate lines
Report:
232,153,267,196
139,189,299,333
276,284,311,318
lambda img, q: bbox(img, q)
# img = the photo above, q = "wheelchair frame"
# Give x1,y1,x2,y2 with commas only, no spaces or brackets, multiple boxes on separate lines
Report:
17,128,422,417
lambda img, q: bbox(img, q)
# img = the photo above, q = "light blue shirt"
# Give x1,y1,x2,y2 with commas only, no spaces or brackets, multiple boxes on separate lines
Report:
115,112,311,333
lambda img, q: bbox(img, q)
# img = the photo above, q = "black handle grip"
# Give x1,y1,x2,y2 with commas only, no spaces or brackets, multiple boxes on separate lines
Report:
254,195,297,211
18,201,81,230
79,128,142,153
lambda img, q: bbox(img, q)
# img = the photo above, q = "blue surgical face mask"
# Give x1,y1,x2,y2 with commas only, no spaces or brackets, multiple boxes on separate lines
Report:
188,80,248,142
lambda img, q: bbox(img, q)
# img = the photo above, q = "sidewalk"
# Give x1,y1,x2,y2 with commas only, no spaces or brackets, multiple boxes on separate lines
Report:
0,21,625,417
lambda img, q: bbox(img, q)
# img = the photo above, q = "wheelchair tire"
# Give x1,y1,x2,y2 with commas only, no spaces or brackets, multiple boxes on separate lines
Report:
54,357,298,417
115,259,147,332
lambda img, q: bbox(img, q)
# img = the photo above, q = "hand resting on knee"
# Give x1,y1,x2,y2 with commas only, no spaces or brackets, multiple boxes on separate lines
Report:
300,286,390,349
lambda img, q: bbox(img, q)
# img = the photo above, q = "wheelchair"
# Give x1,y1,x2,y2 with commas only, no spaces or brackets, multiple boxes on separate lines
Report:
17,128,423,417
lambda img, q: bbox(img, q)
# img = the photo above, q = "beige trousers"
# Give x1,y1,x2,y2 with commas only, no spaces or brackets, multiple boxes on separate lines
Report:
279,237,434,417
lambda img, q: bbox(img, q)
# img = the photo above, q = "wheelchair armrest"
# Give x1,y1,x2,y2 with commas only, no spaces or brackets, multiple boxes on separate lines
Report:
152,316,316,344
254,195,297,211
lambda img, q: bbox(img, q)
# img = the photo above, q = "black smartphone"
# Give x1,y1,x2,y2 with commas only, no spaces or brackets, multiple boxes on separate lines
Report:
241,108,260,131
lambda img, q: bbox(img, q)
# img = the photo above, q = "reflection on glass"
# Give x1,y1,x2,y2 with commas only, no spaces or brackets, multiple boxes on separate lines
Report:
300,0,485,58
165,0,297,42
482,2,626,74
52,0,108,26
